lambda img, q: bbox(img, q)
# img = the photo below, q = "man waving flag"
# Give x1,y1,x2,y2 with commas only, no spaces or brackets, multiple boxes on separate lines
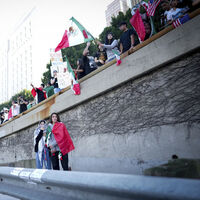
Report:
55,17,94,52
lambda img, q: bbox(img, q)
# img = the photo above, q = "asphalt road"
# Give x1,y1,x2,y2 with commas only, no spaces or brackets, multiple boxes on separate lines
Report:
0,193,20,200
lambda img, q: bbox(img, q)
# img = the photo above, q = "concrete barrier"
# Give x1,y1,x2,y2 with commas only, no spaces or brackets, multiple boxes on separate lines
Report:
0,167,200,200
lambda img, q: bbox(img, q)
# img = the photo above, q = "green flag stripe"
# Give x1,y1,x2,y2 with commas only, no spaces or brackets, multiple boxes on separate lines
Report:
112,49,120,56
70,17,94,42
65,57,75,78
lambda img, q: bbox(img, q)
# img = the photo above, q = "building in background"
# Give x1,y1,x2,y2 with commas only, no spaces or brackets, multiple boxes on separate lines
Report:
126,0,141,8
0,7,46,104
0,41,9,103
105,0,129,26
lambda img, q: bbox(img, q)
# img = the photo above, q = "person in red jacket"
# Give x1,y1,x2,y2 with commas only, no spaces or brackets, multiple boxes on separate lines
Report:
47,112,75,170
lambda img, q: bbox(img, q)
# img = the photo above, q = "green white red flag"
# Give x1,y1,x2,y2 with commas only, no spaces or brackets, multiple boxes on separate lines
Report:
112,49,121,66
55,17,94,52
65,58,80,95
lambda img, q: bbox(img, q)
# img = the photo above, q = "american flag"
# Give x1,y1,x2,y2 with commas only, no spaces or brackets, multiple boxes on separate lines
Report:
141,1,148,13
147,0,161,16
172,14,190,28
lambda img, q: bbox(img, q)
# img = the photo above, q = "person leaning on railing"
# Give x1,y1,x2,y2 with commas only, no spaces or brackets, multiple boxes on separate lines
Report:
97,32,120,63
50,70,61,94
118,22,139,54
73,58,86,80
94,44,107,67
82,42,98,75
17,96,28,114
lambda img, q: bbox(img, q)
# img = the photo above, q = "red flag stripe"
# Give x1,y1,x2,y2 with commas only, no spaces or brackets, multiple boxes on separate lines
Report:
173,19,181,28
55,30,69,52
82,30,88,39
130,9,146,41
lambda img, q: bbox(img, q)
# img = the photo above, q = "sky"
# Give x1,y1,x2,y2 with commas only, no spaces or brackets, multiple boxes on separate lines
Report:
0,0,113,44
0,0,113,69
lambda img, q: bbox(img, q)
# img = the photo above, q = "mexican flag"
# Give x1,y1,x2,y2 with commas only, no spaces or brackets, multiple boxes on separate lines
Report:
130,9,146,42
52,122,75,155
55,17,94,52
140,0,157,36
65,58,80,95
140,0,149,14
112,49,121,66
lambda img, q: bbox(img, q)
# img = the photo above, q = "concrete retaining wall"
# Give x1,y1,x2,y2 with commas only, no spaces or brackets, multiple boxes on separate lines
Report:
0,15,200,174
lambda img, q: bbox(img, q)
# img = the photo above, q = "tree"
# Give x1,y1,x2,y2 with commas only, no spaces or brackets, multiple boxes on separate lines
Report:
99,9,133,42
10,89,34,103
0,89,34,112
0,101,11,113
41,62,52,86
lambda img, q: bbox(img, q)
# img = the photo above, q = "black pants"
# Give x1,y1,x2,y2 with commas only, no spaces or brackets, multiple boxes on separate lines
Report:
51,151,68,171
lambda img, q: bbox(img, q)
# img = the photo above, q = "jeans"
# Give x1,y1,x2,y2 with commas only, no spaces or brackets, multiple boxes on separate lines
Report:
54,88,61,94
51,151,68,171
35,147,51,169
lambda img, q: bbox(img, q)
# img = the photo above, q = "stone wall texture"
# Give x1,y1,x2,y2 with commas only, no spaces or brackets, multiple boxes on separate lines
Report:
0,51,199,174
63,52,200,136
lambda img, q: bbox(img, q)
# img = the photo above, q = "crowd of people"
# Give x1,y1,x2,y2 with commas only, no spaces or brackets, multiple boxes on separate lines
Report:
73,21,140,80
0,97,29,124
73,0,199,80
160,0,200,27
1,0,199,126
0,0,199,170
32,0,199,171
0,70,60,125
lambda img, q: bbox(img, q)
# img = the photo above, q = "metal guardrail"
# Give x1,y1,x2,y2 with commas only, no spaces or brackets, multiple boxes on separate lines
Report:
0,167,200,200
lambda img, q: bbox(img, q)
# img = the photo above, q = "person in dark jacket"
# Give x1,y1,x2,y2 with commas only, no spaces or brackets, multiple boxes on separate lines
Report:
119,22,139,54
31,83,47,104
74,58,86,80
17,96,28,113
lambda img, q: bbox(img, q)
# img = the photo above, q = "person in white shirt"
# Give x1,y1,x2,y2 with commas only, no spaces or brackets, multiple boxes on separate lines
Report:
161,1,171,17
11,101,20,117
167,0,183,22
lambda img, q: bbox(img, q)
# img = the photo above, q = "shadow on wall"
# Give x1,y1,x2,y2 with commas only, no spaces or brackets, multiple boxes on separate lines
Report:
144,157,200,179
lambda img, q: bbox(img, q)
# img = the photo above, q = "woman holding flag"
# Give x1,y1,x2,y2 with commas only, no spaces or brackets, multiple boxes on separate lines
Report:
46,113,75,171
